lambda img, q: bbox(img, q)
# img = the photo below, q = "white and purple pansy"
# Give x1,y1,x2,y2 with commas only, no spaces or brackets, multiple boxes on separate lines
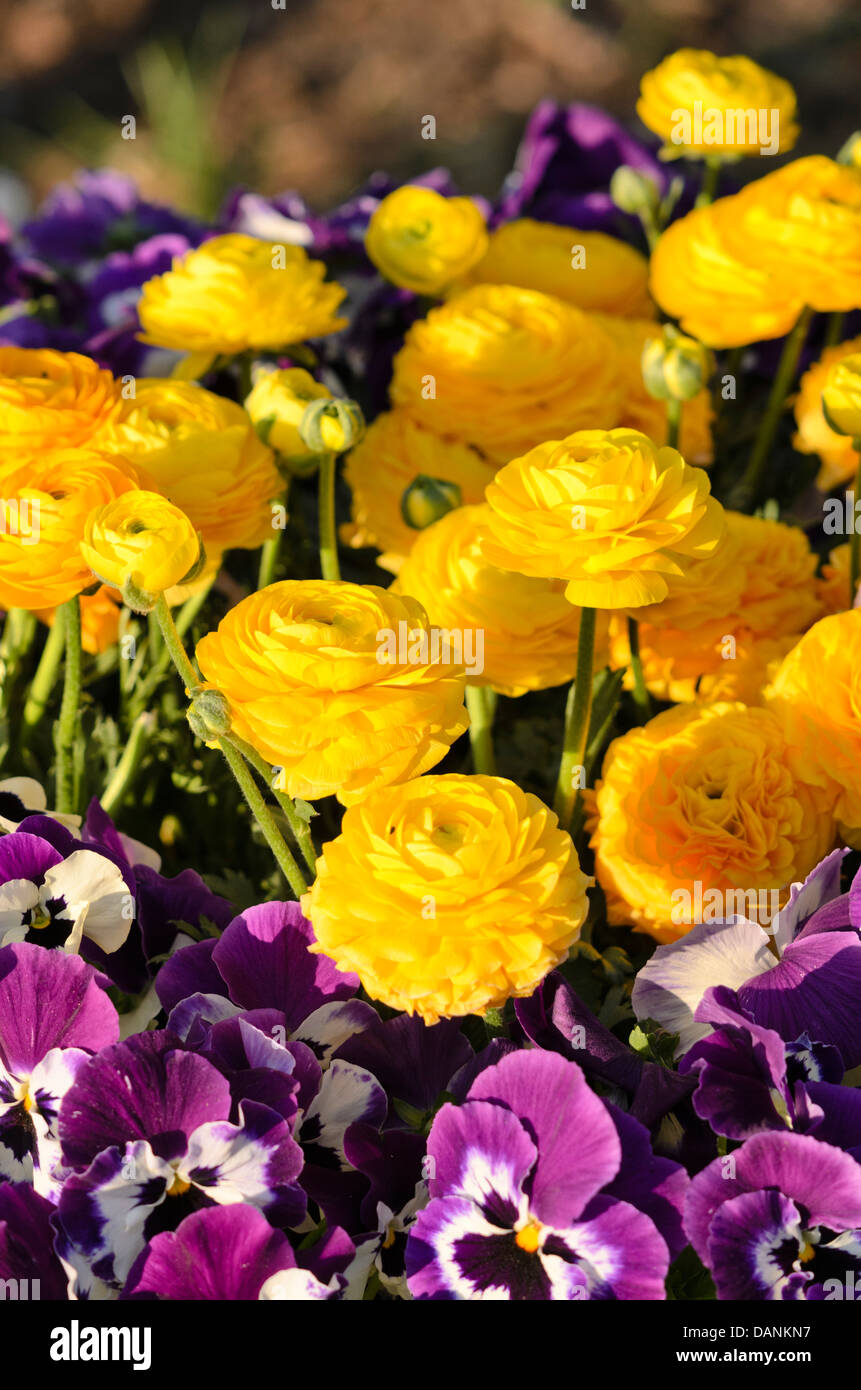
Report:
54,1030,305,1288
632,849,861,1067
684,1131,861,1300
0,827,133,957
405,1049,688,1300
0,942,118,1197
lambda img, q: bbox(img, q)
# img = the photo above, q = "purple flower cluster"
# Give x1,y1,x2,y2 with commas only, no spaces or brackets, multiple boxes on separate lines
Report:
0,791,858,1301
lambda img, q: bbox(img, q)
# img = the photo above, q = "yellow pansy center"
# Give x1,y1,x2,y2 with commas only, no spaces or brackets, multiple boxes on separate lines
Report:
515,1219,544,1254
167,1172,191,1197
14,1078,35,1113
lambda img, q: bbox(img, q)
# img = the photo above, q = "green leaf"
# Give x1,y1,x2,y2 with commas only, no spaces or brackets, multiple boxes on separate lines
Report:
666,1245,717,1301
629,1017,680,1067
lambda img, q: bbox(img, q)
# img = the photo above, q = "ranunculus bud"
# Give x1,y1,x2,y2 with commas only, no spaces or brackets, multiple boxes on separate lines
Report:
187,688,232,742
298,397,365,458
821,353,861,440
837,132,861,168
400,474,463,530
80,491,204,614
609,166,661,217
641,326,712,402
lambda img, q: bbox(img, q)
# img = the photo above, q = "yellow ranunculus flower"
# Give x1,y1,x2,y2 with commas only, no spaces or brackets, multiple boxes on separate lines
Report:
651,158,861,347
817,543,860,613
482,427,724,610
0,448,140,611
137,234,347,370
637,49,799,159
591,702,835,943
81,491,203,610
244,367,342,466
821,352,861,439
303,773,592,1023
0,348,126,447
364,186,488,295
394,503,608,697
96,378,282,556
594,314,714,465
36,586,122,656
607,513,822,702
342,410,496,572
766,610,861,847
794,338,861,490
389,284,624,465
460,219,654,318
194,580,469,805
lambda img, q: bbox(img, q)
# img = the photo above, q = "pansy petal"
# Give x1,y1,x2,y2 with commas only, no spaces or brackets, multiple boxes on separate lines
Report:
125,1205,295,1300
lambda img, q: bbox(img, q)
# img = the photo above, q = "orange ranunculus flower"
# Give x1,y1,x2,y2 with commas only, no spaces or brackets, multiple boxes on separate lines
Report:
481,427,724,609
394,503,608,697
303,773,592,1023
460,219,654,318
389,284,623,466
817,543,860,613
0,347,126,447
591,702,835,943
0,448,139,611
766,610,861,847
96,378,283,556
341,410,496,573
195,581,469,805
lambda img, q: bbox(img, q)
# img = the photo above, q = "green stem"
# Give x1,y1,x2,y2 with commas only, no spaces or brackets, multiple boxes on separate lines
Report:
695,155,722,208
101,711,156,815
223,731,316,877
318,452,340,581
21,616,66,731
626,617,652,723
258,482,290,592
216,737,309,897
154,595,308,897
465,684,496,775
731,305,813,512
553,607,597,831
666,397,682,449
824,311,846,349
55,597,82,815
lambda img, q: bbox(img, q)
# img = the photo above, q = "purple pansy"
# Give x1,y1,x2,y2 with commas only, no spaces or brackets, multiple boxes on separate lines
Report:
55,1030,305,1288
684,1132,861,1300
0,943,118,1196
0,828,132,959
0,1182,69,1299
632,850,861,1067
679,986,861,1152
406,1050,688,1300
22,170,202,265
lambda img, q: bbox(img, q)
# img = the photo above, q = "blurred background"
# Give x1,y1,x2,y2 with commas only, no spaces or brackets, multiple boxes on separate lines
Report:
0,0,859,223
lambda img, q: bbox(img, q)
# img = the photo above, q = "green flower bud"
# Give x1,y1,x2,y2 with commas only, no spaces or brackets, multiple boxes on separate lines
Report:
641,325,712,403
187,688,232,742
837,132,861,168
400,475,463,530
298,397,365,457
610,166,661,217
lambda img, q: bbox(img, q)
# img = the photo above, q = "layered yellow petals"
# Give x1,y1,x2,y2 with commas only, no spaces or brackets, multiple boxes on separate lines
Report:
766,610,861,846
194,581,469,805
0,448,140,611
638,48,798,158
96,378,282,556
591,703,835,943
390,284,624,465
395,504,607,697
461,218,654,318
81,491,203,605
303,773,592,1023
342,410,496,572
482,427,724,610
651,158,861,347
365,186,488,295
138,234,347,360
0,347,127,448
